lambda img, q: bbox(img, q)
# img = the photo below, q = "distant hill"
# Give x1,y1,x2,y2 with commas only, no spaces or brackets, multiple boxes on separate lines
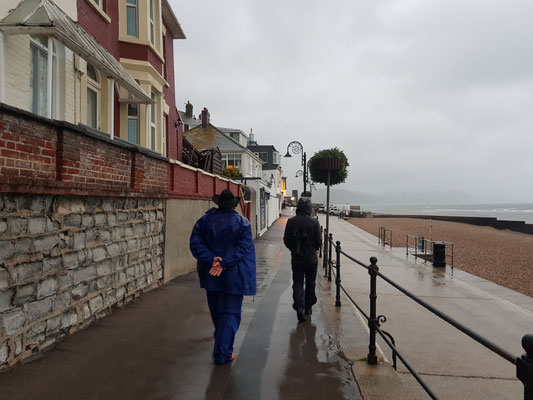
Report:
311,188,474,205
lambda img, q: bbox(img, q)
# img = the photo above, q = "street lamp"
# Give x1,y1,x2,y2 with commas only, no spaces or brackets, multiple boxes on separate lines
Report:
284,141,307,194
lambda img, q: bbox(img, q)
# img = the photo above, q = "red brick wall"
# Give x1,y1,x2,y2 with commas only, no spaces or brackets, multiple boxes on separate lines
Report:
0,105,239,202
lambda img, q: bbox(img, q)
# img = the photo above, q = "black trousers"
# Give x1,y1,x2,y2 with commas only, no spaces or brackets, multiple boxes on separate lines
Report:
291,260,318,311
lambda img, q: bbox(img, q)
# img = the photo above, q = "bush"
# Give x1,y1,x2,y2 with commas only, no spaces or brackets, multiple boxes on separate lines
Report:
221,167,244,178
308,147,349,185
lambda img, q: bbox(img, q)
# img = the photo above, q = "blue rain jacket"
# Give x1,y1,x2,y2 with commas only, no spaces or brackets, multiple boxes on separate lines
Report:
190,208,256,296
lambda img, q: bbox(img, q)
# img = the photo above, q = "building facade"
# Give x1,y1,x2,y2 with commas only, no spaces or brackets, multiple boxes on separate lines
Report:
0,0,185,160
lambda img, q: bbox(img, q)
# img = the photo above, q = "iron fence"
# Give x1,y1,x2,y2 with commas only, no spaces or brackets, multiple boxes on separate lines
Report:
378,226,392,249
406,235,454,269
324,234,532,400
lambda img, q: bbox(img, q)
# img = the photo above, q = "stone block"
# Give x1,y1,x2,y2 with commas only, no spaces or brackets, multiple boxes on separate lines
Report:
85,228,97,243
25,296,53,321
14,284,36,305
37,278,58,299
43,257,62,273
96,260,112,277
0,289,14,312
52,292,72,312
0,309,25,335
118,271,127,285
46,315,62,334
128,252,139,264
117,212,128,222
82,214,95,228
28,217,47,235
99,231,111,243
125,266,136,279
94,213,106,226
0,268,8,291
115,286,126,300
0,219,6,234
61,311,77,329
63,214,82,227
33,234,59,253
15,337,22,355
71,266,96,285
106,213,116,226
89,295,103,313
30,196,53,214
125,199,137,209
55,198,85,215
112,227,125,241
0,196,16,214
60,252,79,271
0,342,8,364
106,243,120,258
102,199,113,211
133,223,146,236
104,289,116,306
12,261,42,284
46,218,59,233
71,283,88,300
83,303,90,319
7,217,28,235
127,239,137,251
92,247,106,262
58,274,72,291
14,237,31,254
0,241,15,263
125,226,134,238
73,232,86,250
85,198,101,212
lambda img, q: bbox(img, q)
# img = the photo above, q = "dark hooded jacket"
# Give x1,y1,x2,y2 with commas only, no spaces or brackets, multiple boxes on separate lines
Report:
283,198,322,263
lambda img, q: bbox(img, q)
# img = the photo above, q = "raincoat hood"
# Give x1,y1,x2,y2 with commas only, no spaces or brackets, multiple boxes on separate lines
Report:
296,197,312,216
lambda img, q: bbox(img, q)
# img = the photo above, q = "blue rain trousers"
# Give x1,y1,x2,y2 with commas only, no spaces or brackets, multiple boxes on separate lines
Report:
206,290,243,365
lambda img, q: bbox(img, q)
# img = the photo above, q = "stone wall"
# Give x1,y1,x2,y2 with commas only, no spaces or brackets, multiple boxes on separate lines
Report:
0,194,165,369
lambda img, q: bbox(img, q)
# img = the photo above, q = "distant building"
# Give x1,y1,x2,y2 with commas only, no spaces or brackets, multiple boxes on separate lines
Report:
0,0,185,160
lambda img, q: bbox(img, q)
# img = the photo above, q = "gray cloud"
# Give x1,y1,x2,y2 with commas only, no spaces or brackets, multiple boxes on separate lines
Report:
170,0,533,202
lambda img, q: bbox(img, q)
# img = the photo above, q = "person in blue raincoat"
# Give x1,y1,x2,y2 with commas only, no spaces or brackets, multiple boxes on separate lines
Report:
190,189,256,365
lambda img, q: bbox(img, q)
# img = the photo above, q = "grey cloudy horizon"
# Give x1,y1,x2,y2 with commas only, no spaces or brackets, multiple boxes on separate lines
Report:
169,0,533,203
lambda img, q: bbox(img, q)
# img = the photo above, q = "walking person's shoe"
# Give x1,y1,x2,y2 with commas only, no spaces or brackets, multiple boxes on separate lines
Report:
304,308,312,316
296,308,306,322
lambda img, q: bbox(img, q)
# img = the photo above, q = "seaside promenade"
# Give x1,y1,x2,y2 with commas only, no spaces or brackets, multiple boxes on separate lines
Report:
321,214,533,399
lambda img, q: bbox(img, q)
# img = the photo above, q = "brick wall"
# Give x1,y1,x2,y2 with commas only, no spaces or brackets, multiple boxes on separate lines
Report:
0,104,242,369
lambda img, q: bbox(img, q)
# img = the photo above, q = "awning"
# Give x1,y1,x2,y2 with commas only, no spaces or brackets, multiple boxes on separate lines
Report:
0,0,153,104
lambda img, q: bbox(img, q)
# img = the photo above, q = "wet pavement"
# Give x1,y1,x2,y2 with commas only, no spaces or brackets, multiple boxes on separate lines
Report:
321,214,533,399
0,216,362,400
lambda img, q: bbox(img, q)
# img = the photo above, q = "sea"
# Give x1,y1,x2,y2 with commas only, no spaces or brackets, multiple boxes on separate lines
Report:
348,204,533,225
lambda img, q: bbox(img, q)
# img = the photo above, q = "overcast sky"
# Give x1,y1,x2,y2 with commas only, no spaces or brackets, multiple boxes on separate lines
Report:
169,0,533,203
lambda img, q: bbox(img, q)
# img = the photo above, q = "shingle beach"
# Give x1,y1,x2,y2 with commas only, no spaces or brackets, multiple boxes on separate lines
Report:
349,217,533,298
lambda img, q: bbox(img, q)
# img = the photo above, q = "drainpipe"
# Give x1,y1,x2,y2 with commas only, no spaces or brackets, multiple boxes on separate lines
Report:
0,31,4,103
108,78,114,139
46,36,53,118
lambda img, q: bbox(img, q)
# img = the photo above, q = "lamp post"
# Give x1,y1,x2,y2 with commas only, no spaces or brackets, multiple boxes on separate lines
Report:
284,141,307,194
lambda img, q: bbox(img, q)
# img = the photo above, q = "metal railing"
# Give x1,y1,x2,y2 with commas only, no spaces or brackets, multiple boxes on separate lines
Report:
378,226,392,249
323,233,533,399
406,235,454,269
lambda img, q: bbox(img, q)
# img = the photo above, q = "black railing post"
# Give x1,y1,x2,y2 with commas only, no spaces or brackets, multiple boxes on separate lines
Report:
323,229,328,277
319,225,323,258
335,240,341,307
328,233,333,282
517,334,533,400
368,256,379,365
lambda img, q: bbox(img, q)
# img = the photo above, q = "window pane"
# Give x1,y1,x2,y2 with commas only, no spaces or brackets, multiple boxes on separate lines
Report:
126,0,137,4
94,0,100,5
151,127,156,150
87,89,97,128
150,23,155,44
150,0,154,19
126,6,138,37
128,119,138,144
30,45,48,117
128,104,138,116
87,64,97,82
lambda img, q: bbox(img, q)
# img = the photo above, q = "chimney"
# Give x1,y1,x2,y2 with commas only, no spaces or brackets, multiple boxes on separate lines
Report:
185,101,193,118
201,107,210,128
249,128,255,143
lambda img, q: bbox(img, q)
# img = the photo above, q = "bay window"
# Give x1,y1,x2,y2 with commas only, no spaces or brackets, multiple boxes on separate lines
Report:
30,35,56,118
86,64,100,129
127,104,139,144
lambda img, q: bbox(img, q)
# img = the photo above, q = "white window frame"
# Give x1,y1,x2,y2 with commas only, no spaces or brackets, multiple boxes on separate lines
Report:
86,64,101,129
127,104,139,144
149,0,155,45
162,113,167,156
91,0,102,9
222,154,242,170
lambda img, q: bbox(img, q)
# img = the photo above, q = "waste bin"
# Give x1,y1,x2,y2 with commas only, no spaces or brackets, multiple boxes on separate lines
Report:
418,237,424,251
433,242,446,267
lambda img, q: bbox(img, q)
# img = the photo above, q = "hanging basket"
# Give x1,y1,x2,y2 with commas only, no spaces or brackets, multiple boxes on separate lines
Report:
315,158,343,171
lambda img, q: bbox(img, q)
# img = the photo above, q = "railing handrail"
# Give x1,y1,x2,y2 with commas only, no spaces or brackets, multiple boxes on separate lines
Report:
326,231,532,399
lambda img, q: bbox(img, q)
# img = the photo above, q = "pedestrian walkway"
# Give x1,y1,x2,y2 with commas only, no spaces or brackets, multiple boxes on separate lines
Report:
321,214,533,399
0,216,362,400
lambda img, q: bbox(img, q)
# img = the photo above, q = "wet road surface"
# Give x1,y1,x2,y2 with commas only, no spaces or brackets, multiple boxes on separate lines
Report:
0,217,362,400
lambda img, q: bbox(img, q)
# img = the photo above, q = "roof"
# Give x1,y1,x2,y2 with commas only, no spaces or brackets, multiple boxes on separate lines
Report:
248,144,281,170
162,0,186,39
0,0,152,104
177,109,201,128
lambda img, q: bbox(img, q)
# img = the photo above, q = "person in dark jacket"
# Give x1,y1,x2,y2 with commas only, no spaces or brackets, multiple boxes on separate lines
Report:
283,197,322,322
190,189,256,365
